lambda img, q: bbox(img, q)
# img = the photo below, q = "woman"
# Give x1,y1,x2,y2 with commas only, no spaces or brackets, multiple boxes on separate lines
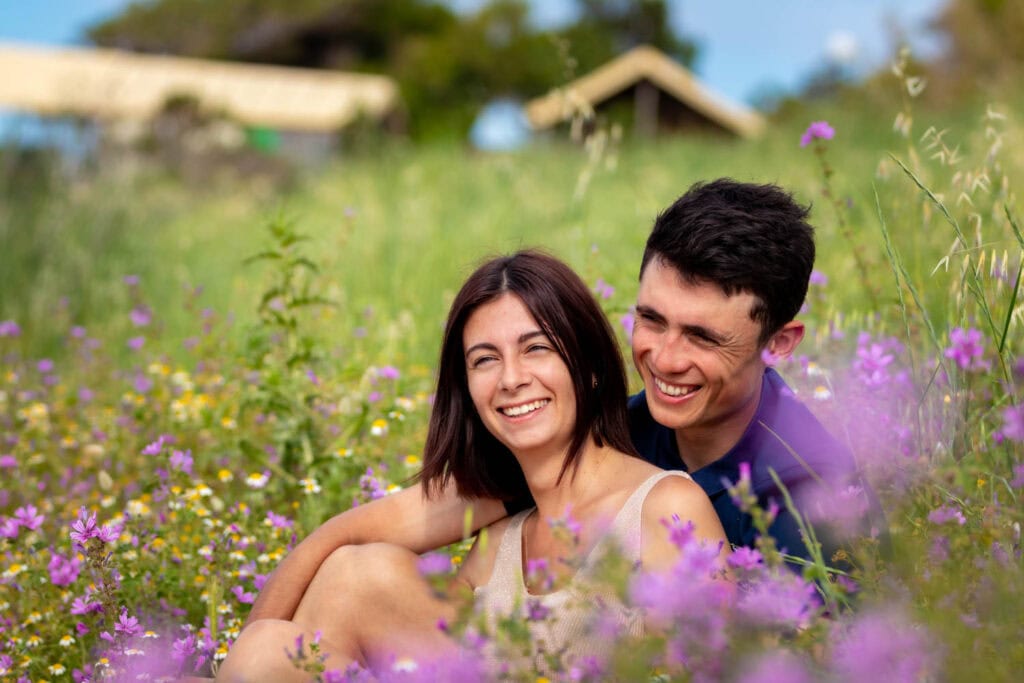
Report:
419,249,728,671
216,250,727,681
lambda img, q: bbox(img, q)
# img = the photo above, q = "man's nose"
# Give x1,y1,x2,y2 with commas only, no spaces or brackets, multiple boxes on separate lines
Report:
653,334,693,374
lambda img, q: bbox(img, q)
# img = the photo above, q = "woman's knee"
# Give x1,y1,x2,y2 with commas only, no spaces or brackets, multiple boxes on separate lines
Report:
217,619,298,681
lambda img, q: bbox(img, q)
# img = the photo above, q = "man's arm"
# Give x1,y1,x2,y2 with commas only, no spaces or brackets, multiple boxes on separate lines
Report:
244,481,508,626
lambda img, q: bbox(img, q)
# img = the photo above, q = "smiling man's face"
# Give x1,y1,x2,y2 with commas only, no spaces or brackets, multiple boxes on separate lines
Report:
631,258,768,463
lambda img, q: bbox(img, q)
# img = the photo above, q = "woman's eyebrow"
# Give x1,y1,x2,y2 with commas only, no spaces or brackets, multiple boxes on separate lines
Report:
465,330,546,358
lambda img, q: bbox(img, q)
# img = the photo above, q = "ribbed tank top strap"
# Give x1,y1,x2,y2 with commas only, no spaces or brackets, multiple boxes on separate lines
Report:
607,470,693,558
483,508,533,594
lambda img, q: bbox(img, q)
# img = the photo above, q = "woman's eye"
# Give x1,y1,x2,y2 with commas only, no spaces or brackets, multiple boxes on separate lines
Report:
527,344,550,353
469,356,495,368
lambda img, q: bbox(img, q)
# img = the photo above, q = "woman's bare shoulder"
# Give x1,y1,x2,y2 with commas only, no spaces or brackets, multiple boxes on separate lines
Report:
642,471,707,521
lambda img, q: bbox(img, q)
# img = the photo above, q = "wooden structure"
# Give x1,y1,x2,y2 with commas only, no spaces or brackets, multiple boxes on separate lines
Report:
526,45,765,139
0,41,399,132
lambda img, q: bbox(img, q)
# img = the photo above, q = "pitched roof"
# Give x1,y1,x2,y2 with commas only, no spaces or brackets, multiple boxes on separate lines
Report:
525,45,765,138
0,41,399,131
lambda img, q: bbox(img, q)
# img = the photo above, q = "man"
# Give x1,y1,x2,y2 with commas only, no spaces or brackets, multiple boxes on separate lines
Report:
235,178,879,660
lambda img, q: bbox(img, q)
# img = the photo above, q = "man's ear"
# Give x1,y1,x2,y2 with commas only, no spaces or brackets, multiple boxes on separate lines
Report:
766,321,805,360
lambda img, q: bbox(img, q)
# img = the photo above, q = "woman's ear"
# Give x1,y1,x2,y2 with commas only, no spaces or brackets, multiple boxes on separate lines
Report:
766,321,805,360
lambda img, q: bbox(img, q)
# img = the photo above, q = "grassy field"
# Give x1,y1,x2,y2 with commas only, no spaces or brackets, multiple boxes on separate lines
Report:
1,84,1023,680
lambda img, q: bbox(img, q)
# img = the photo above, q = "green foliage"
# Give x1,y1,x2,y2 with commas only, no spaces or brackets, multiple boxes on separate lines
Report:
86,0,697,141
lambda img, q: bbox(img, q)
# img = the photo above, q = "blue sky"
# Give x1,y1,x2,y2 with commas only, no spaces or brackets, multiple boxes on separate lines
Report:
0,0,947,105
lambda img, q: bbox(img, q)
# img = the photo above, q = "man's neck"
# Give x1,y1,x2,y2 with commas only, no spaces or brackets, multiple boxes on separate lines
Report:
674,373,765,472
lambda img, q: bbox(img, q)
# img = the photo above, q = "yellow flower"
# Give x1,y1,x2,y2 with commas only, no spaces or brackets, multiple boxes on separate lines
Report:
2,563,24,579
220,416,237,430
218,469,234,483
49,663,67,675
370,419,388,436
403,454,421,467
59,635,75,648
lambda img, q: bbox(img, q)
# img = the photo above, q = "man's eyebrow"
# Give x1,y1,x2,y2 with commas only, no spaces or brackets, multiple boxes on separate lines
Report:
681,324,727,344
634,304,665,322
636,304,728,344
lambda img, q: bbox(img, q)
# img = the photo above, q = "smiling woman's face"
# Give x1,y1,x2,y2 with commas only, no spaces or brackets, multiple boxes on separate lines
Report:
463,293,576,460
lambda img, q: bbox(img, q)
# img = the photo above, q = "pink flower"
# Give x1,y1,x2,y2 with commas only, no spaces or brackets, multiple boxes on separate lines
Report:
944,327,989,371
928,504,966,526
70,509,99,546
114,608,141,637
14,505,44,531
1001,404,1024,442
800,120,835,147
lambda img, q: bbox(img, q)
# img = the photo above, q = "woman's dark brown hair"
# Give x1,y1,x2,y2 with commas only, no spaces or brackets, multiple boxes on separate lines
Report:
418,249,637,501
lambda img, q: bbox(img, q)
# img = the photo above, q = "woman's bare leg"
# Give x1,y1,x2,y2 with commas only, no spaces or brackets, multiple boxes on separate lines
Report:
217,543,459,681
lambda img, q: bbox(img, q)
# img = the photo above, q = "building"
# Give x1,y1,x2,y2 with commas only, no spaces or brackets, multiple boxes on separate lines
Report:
0,41,400,160
525,45,765,139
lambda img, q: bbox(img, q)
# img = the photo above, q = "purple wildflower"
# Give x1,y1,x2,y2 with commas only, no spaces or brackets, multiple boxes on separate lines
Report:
1011,463,1024,489
854,342,894,387
123,274,140,286
0,320,20,337
809,269,828,286
70,596,103,615
115,608,141,637
928,504,966,526
70,325,86,338
944,327,989,371
169,449,193,475
141,436,167,456
0,517,19,539
1001,404,1024,442
14,505,44,531
736,571,820,630
37,358,55,373
738,650,815,683
265,511,293,529
594,278,615,300
831,608,934,682
95,522,121,544
417,552,453,577
620,309,635,337
127,335,145,351
800,120,835,147
526,598,550,621
526,558,554,592
378,365,401,380
48,552,83,587
70,508,99,546
231,585,257,604
129,306,152,327
727,546,764,571
0,454,16,468
171,633,197,664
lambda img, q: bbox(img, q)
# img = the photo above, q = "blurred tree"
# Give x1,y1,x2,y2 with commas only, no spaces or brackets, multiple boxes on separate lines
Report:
88,0,697,141
927,0,1024,97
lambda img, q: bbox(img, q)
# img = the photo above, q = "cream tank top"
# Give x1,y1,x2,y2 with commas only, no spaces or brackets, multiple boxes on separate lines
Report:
472,470,692,673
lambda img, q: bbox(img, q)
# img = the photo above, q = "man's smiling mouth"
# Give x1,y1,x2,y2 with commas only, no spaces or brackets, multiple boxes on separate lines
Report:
654,377,699,398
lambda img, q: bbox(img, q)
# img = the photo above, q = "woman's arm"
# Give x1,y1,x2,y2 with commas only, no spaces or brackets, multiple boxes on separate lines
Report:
244,481,508,626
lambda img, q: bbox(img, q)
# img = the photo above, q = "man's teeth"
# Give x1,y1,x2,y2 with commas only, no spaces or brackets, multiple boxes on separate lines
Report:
501,400,549,417
655,378,696,397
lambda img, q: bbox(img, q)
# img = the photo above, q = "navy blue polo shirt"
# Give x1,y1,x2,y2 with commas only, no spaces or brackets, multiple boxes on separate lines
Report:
628,368,882,565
